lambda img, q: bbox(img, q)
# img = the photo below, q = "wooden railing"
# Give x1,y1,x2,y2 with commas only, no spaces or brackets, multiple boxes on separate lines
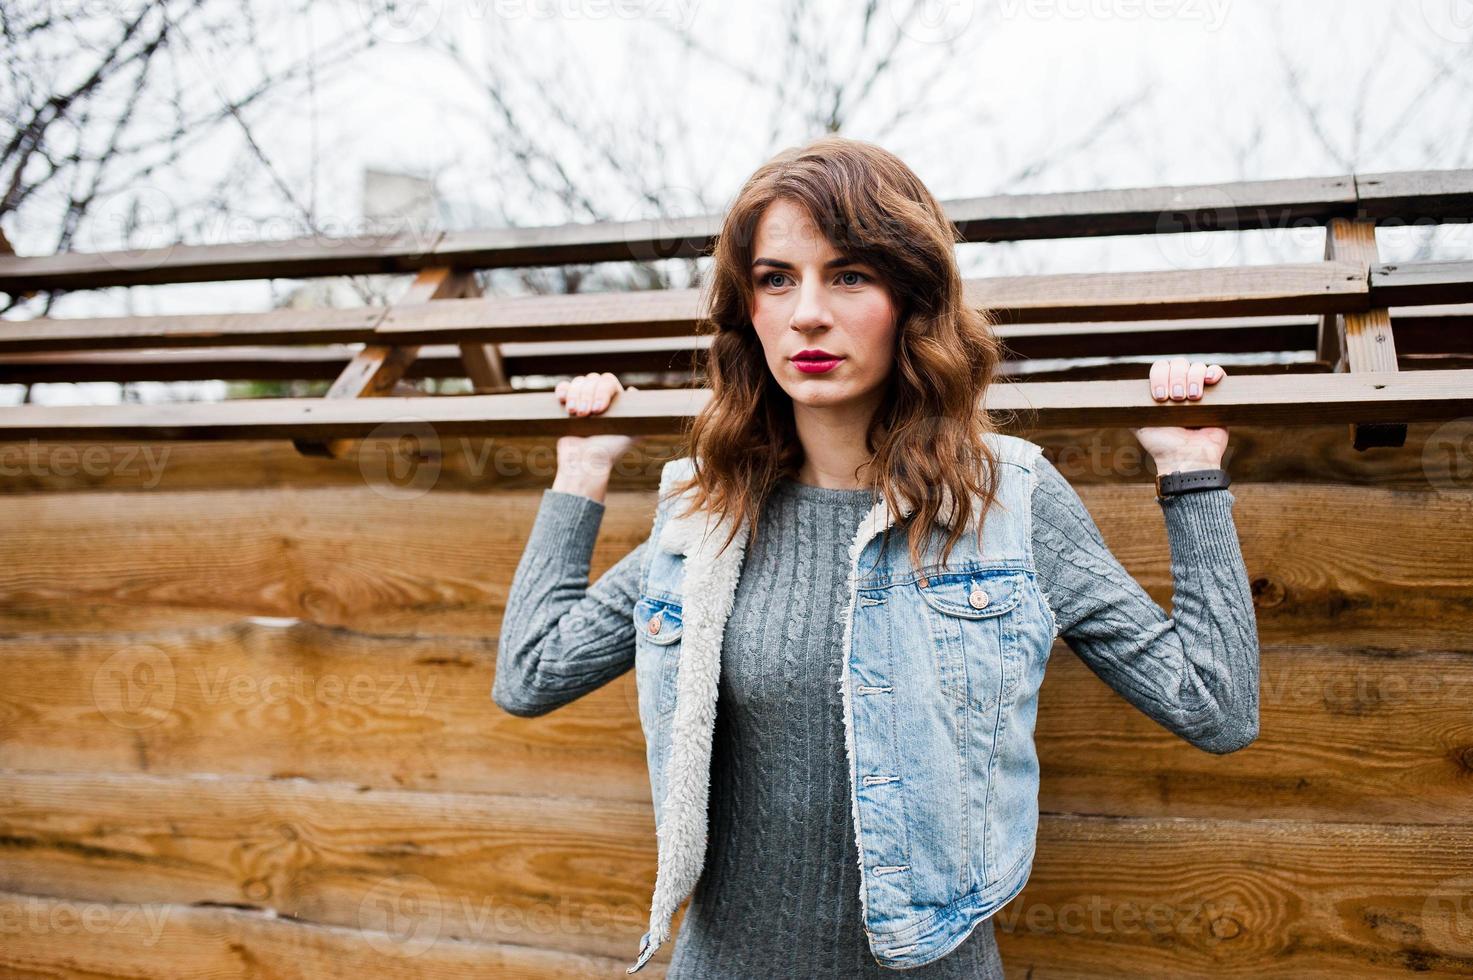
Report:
2,168,1471,451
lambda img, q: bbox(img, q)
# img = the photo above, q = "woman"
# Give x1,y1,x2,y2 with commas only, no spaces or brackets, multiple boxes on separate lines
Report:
494,136,1259,979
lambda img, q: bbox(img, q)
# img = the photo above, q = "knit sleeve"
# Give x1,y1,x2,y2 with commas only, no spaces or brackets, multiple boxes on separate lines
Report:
1029,454,1260,754
492,489,649,718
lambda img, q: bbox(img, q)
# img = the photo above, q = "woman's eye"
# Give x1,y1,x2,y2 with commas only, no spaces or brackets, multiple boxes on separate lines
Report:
838,271,869,286
761,272,791,288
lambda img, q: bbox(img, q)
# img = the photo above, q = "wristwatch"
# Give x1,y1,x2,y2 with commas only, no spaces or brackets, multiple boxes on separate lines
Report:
1155,467,1230,498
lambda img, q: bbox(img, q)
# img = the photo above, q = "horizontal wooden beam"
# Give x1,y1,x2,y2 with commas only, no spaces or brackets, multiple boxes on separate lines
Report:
1354,170,1473,223
0,260,1393,355
3,305,1467,385
1,369,1468,441
1371,259,1473,307
1,169,1468,293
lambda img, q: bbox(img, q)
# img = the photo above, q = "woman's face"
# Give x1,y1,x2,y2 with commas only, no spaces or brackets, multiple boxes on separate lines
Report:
748,198,899,415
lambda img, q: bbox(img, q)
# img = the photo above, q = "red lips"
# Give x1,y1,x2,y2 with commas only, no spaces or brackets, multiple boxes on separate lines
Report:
791,349,844,374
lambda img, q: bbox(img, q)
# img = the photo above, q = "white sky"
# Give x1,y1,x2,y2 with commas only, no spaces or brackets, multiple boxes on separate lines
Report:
5,0,1472,404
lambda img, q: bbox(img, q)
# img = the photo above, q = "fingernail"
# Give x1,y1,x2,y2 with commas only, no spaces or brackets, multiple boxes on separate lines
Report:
1172,385,1184,397
1189,384,1199,396
1154,386,1165,398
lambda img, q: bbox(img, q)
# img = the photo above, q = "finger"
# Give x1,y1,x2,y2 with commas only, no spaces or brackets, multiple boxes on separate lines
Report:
555,379,569,402
576,374,600,415
567,375,593,415
1149,359,1169,401
1206,364,1226,383
590,374,621,413
1186,361,1207,399
1168,357,1189,401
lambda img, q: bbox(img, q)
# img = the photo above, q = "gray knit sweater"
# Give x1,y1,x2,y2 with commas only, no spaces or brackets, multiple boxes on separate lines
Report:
493,456,1259,978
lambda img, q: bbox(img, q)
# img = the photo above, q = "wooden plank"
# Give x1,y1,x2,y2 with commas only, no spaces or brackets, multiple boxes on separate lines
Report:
0,174,1368,292
1355,169,1473,223
2,171,1467,294
0,620,650,803
1,368,1471,440
0,418,1453,497
999,815,1473,977
293,267,475,459
0,305,387,352
0,771,657,962
0,336,706,384
1320,218,1405,449
3,773,1469,977
449,272,512,393
0,260,1395,354
4,625,1469,825
1372,260,1473,307
0,889,645,979
1036,642,1473,824
0,229,445,292
0,482,1467,646
2,306,1467,385
949,174,1357,240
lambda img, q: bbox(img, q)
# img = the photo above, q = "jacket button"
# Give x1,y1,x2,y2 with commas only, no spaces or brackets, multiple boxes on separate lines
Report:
968,588,990,609
648,612,662,635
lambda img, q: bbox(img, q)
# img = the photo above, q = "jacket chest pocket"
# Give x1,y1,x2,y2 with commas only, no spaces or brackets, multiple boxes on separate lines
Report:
915,570,1027,712
633,595,685,721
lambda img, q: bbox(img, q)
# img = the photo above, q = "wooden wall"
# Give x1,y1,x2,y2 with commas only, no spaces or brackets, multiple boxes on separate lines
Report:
1,421,1471,978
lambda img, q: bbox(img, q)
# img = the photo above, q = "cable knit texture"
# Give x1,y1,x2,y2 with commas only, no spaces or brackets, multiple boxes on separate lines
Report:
493,455,1259,977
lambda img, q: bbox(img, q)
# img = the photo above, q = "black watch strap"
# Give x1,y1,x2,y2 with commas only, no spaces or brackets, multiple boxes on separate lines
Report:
1155,467,1230,498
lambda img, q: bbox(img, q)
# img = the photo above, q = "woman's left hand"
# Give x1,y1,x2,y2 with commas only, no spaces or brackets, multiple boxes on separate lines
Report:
1132,358,1229,473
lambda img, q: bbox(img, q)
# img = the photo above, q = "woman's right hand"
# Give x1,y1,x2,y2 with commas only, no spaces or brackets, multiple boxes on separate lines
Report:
552,372,639,503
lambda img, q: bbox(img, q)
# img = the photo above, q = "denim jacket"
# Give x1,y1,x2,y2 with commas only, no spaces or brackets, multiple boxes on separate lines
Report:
627,432,1061,973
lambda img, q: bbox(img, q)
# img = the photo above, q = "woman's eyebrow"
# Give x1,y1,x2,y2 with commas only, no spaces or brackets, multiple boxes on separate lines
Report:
752,255,862,270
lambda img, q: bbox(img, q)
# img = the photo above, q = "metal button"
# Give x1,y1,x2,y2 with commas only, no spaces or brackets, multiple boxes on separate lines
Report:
647,612,662,635
968,588,990,609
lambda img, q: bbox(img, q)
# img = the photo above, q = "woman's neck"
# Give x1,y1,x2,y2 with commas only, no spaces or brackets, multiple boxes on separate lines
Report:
791,400,880,489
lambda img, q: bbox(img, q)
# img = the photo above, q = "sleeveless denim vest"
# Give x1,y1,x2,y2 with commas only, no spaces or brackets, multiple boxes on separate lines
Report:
626,432,1058,973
